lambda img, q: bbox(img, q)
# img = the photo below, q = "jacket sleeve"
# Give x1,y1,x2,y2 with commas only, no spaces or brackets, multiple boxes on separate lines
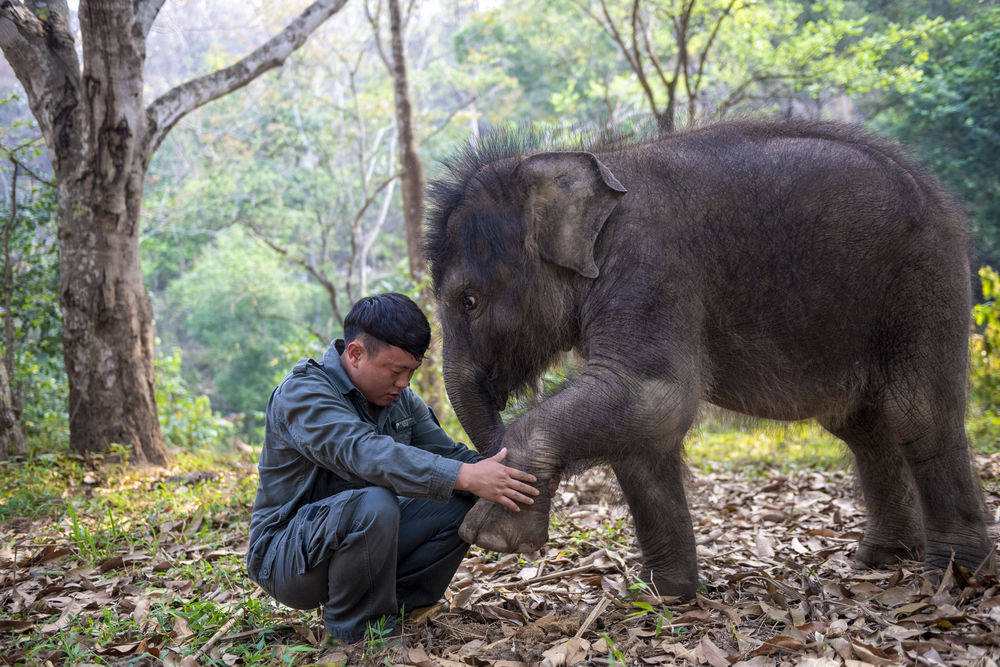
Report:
405,390,483,464
273,373,462,501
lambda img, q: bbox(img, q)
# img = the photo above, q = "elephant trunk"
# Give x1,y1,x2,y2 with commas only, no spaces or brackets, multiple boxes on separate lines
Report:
442,344,506,456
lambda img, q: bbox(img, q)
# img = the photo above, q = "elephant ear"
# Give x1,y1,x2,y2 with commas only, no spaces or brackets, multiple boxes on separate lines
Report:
519,151,627,279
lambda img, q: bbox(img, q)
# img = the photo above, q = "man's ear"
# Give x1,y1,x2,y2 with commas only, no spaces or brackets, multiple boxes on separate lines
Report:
346,340,365,367
518,151,627,279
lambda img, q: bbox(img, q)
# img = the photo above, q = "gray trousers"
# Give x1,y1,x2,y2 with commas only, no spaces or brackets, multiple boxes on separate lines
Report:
252,487,474,642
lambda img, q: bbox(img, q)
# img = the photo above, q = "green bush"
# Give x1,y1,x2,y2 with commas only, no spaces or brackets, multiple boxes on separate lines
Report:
156,347,232,450
969,265,1000,449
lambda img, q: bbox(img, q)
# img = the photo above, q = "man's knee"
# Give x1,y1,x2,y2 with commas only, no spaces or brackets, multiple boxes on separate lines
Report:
344,486,401,535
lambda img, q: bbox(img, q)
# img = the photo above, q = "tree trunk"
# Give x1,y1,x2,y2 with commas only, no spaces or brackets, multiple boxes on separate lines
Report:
58,176,167,464
0,358,25,460
1,0,348,464
387,0,426,280
48,1,168,465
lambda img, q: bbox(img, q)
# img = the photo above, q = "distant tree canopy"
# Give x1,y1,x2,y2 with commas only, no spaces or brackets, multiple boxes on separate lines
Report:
871,5,1000,266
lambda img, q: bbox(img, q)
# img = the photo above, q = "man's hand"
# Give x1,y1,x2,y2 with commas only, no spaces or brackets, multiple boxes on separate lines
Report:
455,448,540,512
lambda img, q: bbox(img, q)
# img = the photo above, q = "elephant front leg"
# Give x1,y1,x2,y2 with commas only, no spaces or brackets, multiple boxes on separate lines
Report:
459,414,562,553
613,448,698,598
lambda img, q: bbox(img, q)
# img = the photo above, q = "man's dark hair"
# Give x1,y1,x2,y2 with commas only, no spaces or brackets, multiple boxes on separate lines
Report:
343,293,431,360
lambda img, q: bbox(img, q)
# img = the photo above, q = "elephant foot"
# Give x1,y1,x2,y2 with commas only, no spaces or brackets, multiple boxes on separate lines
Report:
925,534,993,572
459,497,551,553
644,569,698,600
855,535,924,568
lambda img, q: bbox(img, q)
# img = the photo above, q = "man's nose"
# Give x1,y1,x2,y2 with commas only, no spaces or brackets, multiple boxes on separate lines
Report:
394,377,409,389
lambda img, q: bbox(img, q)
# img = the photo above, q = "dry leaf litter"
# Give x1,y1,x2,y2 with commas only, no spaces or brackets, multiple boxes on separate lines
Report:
2,453,999,666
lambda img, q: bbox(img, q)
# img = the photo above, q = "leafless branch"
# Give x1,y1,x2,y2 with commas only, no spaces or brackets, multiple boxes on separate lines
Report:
364,0,391,71
2,152,54,188
591,0,659,124
636,3,675,99
716,72,816,117
133,0,166,38
675,0,695,104
244,223,345,326
0,1,80,144
3,159,18,384
423,92,480,142
353,170,401,231
692,0,740,98
142,0,349,165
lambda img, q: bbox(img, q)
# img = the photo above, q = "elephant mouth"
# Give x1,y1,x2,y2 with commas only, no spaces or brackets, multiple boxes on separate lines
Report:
484,373,510,412
493,389,509,412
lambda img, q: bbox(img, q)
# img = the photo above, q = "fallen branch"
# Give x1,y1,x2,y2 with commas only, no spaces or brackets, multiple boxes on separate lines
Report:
190,608,246,662
489,564,601,590
574,596,610,639
190,591,264,661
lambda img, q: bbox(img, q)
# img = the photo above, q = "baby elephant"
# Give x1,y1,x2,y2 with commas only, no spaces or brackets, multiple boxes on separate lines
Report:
426,119,992,597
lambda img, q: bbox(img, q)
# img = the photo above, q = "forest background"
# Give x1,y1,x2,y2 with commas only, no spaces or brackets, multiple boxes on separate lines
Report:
1,0,999,469
1,0,1000,663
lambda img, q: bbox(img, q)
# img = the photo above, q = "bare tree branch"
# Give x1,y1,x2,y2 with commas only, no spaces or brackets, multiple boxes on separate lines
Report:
3,159,17,385
716,71,815,116
364,0,391,70
133,0,166,39
596,0,659,126
693,0,739,96
0,1,80,147
142,0,349,165
636,3,675,100
424,92,479,141
244,223,345,326
1,149,54,188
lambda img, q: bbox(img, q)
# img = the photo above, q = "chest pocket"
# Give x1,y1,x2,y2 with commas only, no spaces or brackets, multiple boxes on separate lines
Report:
392,415,416,445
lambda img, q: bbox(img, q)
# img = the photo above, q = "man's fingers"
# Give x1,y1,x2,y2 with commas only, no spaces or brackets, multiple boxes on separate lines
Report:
506,467,537,484
489,447,508,463
509,479,540,496
497,496,519,512
504,489,536,505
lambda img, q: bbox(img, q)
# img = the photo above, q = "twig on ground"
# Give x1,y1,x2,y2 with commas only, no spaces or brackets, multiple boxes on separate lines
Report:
191,607,246,661
574,596,610,639
190,591,263,660
490,564,600,589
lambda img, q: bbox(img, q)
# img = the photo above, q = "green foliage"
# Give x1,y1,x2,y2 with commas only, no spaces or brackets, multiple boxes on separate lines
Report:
969,266,1000,449
872,5,1000,264
161,226,313,420
454,0,941,130
453,0,624,125
156,346,233,450
0,116,65,451
0,452,81,521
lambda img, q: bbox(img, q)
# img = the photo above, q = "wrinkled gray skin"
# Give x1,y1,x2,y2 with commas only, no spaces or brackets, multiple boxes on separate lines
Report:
425,119,991,597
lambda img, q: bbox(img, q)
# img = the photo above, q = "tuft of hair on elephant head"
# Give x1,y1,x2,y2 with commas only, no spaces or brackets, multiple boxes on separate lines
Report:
426,119,991,597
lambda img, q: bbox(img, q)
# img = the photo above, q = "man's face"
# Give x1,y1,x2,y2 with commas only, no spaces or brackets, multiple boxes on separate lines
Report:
343,339,421,407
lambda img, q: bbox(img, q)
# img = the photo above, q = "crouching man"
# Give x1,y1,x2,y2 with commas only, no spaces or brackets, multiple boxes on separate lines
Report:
247,292,539,642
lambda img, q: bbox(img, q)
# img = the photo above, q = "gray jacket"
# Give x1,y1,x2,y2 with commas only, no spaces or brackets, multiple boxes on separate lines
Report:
247,339,481,575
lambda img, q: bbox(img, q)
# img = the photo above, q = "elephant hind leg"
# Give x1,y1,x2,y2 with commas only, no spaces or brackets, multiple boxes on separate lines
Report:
821,406,925,567
886,387,990,570
613,445,698,598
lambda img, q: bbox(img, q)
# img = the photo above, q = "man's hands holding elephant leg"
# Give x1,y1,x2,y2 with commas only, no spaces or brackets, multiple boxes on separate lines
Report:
455,448,540,511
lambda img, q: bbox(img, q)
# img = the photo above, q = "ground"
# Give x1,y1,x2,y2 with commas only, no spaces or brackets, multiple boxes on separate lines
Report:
1,423,999,665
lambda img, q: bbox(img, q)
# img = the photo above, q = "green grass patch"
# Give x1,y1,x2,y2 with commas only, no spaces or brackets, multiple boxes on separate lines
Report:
685,411,845,473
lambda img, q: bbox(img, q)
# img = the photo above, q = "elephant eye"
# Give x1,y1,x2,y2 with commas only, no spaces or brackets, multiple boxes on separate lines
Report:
461,293,478,312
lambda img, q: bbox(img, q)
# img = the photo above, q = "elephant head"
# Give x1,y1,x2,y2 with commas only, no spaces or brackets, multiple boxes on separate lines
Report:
426,149,627,454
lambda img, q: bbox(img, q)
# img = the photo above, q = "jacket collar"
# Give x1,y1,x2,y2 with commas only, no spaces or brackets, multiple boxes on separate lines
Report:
322,339,356,395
